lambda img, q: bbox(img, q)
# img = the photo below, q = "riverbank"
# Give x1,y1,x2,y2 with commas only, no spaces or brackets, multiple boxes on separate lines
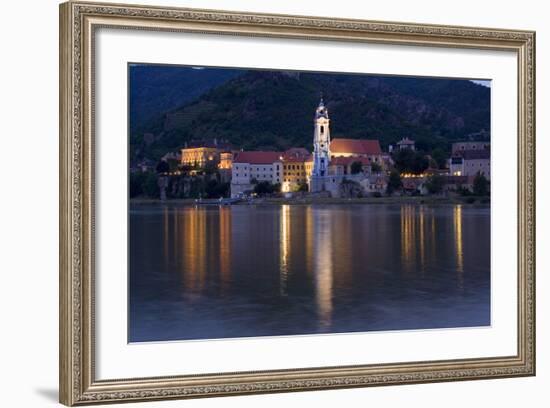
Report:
130,195,490,206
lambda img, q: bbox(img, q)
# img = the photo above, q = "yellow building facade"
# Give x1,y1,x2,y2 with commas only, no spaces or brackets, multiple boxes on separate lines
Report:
281,148,313,192
219,152,233,170
180,147,222,168
180,139,233,168
282,160,313,192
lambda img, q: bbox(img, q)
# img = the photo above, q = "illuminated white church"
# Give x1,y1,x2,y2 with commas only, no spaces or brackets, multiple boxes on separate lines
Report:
230,98,388,197
310,98,332,192
308,98,390,194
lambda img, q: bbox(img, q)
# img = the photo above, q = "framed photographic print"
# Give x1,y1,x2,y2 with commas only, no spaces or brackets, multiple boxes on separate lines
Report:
59,1,536,405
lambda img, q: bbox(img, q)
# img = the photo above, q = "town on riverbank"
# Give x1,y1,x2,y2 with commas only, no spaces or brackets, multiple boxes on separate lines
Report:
130,99,490,205
128,67,493,344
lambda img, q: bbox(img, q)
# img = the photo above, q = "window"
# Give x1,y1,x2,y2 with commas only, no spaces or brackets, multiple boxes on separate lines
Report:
320,125,324,134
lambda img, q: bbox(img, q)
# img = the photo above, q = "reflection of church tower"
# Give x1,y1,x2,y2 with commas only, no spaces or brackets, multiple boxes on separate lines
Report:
310,98,331,192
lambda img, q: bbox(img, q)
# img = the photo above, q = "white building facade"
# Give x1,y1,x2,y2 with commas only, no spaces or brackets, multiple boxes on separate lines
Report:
449,148,490,180
230,151,283,197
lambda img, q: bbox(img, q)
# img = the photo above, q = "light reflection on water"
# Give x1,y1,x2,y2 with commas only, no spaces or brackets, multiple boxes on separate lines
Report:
129,203,490,342
313,208,334,331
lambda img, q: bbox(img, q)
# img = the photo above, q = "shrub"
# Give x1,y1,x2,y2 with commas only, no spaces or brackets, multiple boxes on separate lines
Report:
350,161,364,174
386,170,402,195
129,172,145,198
142,172,160,198
297,182,309,192
457,185,471,196
253,181,280,196
205,180,230,198
371,162,382,173
424,174,446,195
473,172,490,196
392,149,429,174
155,160,170,174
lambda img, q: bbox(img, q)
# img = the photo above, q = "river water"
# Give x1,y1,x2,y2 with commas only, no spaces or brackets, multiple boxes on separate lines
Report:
129,203,490,342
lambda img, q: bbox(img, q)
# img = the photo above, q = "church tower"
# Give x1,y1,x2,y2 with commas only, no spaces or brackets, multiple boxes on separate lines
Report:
312,98,331,177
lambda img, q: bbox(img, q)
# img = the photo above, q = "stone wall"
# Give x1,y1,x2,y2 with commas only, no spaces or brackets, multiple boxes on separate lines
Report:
230,183,253,198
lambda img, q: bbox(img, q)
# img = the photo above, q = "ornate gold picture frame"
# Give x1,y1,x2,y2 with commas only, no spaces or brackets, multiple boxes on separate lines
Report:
59,1,535,405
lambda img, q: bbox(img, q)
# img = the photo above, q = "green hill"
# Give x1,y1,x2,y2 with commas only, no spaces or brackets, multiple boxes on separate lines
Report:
130,69,490,162
129,64,239,132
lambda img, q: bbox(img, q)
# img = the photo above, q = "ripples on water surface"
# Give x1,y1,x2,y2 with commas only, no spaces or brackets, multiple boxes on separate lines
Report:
129,204,490,342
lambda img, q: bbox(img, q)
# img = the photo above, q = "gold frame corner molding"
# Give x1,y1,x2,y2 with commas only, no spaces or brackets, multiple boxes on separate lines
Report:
59,1,535,406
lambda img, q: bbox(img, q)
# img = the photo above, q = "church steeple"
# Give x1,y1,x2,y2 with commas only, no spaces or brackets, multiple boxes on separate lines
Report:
312,98,331,178
315,97,328,119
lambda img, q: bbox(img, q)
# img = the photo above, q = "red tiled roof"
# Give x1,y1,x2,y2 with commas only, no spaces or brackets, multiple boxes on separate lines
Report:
284,147,310,157
283,155,312,163
283,147,312,162
331,138,382,155
330,156,371,166
233,151,282,164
